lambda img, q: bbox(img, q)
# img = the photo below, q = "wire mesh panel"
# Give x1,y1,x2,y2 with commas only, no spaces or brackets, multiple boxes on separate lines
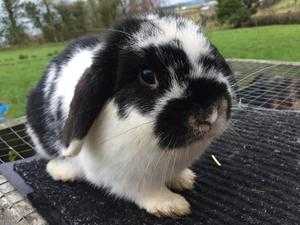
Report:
230,61,300,111
0,174,48,225
0,124,34,164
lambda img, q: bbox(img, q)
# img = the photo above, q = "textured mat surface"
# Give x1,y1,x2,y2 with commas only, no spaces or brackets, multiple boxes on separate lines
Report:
14,108,300,225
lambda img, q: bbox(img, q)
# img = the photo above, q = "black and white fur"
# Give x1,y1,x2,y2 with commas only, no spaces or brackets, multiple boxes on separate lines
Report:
26,15,234,217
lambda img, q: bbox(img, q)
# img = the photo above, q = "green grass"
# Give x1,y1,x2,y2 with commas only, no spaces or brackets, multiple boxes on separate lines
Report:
0,43,64,62
0,43,64,118
208,25,300,62
0,25,300,119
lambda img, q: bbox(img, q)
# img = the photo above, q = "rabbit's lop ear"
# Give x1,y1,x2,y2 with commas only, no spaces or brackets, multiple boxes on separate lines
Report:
62,67,114,157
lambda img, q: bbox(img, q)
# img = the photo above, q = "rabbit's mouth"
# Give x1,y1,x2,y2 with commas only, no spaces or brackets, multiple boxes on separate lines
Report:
182,115,228,146
191,124,212,137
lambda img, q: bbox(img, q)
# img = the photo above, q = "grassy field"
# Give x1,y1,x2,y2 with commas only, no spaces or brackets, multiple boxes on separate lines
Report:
208,24,300,61
0,25,300,119
0,43,64,118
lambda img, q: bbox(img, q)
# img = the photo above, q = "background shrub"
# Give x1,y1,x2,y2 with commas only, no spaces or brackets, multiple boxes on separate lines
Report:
250,11,300,26
217,0,251,27
18,54,28,60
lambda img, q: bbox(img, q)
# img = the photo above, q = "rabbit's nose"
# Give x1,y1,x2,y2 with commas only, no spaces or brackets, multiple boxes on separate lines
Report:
188,109,218,133
205,109,218,124
188,116,210,132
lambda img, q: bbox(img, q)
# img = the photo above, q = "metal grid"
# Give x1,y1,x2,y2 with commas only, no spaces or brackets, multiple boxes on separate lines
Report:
0,174,48,225
230,61,300,111
0,60,299,164
0,123,34,164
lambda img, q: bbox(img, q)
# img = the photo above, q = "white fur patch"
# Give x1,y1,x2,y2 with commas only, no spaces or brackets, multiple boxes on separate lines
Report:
46,158,81,181
50,44,103,119
207,109,218,124
192,67,233,96
62,139,83,157
167,168,196,191
133,16,210,64
152,79,187,117
26,124,51,159
44,65,57,98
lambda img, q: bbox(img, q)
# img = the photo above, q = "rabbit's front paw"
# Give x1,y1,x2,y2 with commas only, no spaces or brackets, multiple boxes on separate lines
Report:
46,159,80,182
167,168,196,191
138,190,191,217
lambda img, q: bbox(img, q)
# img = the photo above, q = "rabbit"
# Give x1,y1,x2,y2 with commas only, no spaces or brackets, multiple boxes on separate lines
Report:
26,14,234,217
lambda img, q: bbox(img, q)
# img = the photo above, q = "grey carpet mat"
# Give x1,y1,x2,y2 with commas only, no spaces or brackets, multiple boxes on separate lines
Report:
13,108,300,225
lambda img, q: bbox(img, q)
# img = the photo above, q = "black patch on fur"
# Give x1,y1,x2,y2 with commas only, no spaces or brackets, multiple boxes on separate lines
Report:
56,97,63,121
207,44,237,92
199,53,232,78
208,44,233,77
56,97,64,132
113,46,167,117
199,44,237,98
62,66,115,146
154,78,231,149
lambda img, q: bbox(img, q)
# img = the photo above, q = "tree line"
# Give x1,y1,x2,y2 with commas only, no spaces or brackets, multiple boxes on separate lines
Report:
0,0,159,46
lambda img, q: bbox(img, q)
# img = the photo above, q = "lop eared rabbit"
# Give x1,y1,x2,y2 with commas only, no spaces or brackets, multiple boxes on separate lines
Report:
26,14,234,217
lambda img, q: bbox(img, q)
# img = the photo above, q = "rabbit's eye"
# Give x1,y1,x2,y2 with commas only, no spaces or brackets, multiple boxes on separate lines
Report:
139,69,158,88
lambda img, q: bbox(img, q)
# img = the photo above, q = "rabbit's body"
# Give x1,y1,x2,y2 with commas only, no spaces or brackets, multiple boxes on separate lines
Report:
27,15,234,216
